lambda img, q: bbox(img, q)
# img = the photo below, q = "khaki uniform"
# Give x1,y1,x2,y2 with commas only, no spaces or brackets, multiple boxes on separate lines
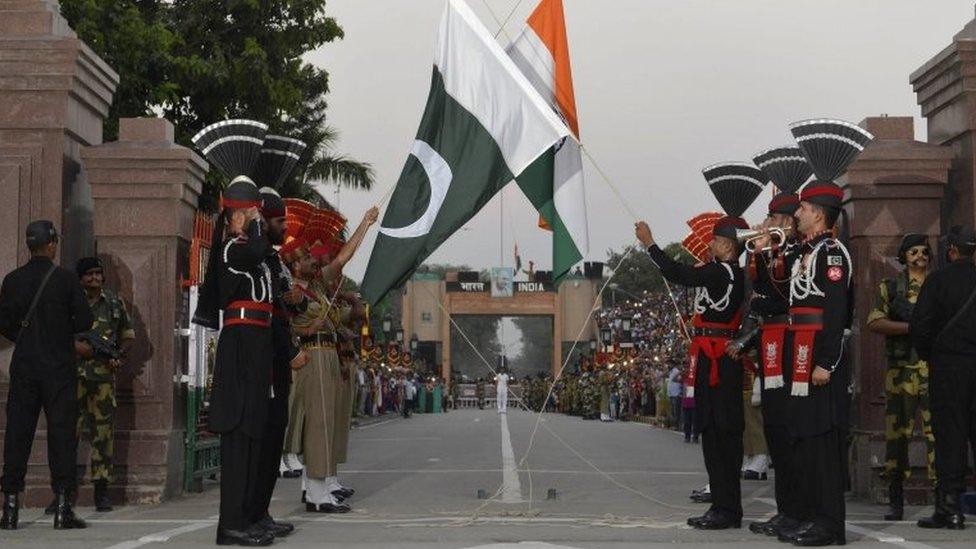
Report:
77,290,134,482
868,274,936,483
289,277,341,478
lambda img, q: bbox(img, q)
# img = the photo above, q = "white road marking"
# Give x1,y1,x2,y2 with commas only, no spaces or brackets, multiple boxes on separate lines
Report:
338,468,704,475
355,437,442,442
499,411,524,503
353,417,399,429
100,521,212,549
456,541,578,549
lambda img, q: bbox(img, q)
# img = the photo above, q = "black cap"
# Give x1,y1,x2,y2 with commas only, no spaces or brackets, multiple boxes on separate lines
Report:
76,257,103,278
944,225,976,254
897,234,929,264
25,220,58,248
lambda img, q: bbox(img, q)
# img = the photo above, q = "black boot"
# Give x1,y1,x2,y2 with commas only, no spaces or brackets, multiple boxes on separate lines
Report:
917,488,964,529
52,492,87,529
0,492,18,530
94,480,113,512
884,481,903,521
943,492,966,530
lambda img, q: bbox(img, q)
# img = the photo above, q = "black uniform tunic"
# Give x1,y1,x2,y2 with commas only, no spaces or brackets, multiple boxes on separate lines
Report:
206,219,274,532
0,256,94,494
251,251,303,523
910,258,976,496
786,233,852,539
648,244,746,521
752,244,800,520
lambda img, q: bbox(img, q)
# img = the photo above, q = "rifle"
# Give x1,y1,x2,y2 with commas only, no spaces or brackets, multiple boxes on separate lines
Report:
76,331,123,362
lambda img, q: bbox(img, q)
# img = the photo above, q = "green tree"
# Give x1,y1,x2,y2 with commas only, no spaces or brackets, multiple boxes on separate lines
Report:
450,316,502,380
510,316,552,378
604,242,693,297
60,0,373,206
59,1,177,140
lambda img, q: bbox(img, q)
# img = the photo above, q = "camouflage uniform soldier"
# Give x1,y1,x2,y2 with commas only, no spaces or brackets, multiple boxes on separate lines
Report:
476,378,486,409
73,258,134,513
867,234,935,521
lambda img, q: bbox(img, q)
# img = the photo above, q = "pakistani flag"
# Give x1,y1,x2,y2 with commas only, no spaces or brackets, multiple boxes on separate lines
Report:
360,0,569,305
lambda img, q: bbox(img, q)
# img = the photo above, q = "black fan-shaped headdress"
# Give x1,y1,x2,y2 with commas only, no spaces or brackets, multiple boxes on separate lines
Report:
752,146,812,195
191,119,268,180
701,162,768,218
253,135,308,189
789,119,873,182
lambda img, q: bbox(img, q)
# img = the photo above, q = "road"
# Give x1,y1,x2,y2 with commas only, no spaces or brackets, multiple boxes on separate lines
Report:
1,409,971,548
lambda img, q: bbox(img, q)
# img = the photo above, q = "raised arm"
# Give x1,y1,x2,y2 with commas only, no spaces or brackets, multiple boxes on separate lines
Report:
326,207,379,273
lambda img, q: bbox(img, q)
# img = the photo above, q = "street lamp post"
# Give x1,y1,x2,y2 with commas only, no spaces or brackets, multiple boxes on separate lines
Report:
600,326,612,352
382,314,392,342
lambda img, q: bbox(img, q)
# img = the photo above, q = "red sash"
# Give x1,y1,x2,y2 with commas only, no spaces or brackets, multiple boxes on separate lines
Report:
760,322,787,389
787,307,823,397
685,310,742,397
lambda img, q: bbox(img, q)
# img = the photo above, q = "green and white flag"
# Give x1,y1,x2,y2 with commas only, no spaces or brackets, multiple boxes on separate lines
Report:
360,0,569,305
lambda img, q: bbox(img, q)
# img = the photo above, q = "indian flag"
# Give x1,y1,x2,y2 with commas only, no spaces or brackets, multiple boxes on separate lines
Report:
360,0,570,305
508,0,589,281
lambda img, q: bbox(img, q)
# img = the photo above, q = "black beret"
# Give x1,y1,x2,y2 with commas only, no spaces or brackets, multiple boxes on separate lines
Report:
944,225,976,252
76,257,103,278
897,234,929,263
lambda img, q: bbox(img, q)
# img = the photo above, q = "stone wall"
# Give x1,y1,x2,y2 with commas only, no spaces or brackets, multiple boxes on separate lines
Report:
842,116,951,503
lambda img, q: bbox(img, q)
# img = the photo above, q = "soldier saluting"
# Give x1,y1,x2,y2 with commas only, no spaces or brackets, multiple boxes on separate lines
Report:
191,119,277,547
777,119,872,547
636,160,766,530
867,234,935,521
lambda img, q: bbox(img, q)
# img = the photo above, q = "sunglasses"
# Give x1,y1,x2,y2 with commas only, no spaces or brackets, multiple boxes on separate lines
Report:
907,248,930,257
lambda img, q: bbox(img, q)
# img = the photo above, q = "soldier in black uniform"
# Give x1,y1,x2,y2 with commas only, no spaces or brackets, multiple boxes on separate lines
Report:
636,161,765,529
191,120,276,547
249,186,308,538
777,118,873,547
736,146,811,538
779,180,854,546
246,134,309,538
0,220,94,530
910,224,976,530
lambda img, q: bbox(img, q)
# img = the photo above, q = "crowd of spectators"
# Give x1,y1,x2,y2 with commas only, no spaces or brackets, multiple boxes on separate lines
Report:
546,288,694,427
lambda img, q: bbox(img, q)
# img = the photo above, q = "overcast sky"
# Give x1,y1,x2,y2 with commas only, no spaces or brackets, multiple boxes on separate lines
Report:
309,0,975,283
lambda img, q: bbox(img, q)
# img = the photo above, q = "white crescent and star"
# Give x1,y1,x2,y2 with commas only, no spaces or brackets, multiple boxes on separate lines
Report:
379,139,453,239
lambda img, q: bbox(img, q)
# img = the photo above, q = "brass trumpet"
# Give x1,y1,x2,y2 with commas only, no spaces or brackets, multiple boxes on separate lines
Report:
736,227,791,253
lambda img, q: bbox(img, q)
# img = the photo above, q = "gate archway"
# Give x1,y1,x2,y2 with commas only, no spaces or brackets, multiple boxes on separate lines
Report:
399,271,603,383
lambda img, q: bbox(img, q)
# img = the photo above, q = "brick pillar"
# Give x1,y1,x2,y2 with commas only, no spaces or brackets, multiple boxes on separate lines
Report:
78,118,206,505
0,0,118,505
841,116,951,503
0,0,118,270
911,7,976,233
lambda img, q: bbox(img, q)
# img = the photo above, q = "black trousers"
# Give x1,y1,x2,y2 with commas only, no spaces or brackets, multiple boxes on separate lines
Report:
251,388,289,523
219,430,263,531
1,364,78,494
701,426,743,519
929,360,976,496
793,429,846,539
683,407,697,441
764,423,800,519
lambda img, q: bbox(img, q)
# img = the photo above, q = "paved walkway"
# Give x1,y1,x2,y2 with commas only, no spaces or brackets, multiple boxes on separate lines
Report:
1,409,971,548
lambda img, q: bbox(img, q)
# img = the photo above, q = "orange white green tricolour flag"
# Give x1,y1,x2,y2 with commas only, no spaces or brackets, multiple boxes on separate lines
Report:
507,0,589,282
